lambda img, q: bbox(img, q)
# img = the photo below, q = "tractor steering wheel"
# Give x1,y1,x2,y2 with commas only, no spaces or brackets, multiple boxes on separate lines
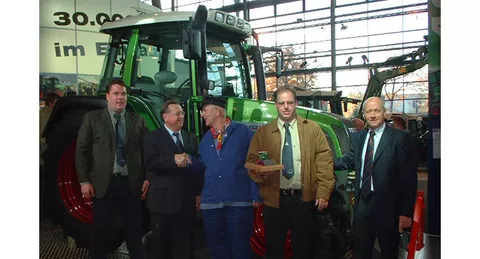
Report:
174,78,191,99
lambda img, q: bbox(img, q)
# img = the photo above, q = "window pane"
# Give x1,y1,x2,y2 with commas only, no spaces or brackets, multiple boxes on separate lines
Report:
368,33,403,47
367,16,403,34
305,41,331,54
304,9,331,20
276,30,305,45
251,18,276,30
336,0,364,6
402,0,428,4
276,13,307,25
258,31,278,46
403,12,428,30
336,2,367,16
306,0,330,10
205,0,224,9
336,37,368,52
336,69,369,88
366,49,404,63
336,20,368,39
311,71,332,89
249,6,274,20
206,42,248,98
276,1,303,15
403,29,428,42
366,0,399,10
336,86,366,100
305,25,331,43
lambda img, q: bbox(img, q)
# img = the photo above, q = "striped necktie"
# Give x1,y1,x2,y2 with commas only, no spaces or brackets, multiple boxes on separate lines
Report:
361,130,375,200
172,132,184,152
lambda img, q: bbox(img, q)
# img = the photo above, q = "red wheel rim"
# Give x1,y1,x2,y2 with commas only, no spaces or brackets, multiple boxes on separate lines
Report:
58,140,93,223
250,205,293,258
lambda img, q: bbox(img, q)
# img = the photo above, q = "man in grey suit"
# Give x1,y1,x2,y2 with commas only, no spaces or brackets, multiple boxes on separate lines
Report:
76,79,150,259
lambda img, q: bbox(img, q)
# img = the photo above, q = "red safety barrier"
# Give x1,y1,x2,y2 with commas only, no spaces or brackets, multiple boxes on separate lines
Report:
407,190,425,259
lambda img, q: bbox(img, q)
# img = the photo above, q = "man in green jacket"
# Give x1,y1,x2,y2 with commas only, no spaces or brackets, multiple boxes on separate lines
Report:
246,85,334,259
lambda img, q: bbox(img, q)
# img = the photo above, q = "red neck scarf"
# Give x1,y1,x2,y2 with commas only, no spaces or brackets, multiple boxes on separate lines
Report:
210,117,231,151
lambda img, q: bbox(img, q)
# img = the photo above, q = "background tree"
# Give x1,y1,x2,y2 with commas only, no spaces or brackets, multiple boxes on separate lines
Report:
264,46,318,99
345,90,363,119
383,65,428,114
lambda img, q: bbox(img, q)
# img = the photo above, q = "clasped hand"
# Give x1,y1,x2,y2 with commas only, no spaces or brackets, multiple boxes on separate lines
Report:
252,170,272,180
175,153,191,168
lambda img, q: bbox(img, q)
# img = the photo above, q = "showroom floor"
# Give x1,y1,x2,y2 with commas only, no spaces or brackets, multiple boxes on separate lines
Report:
40,218,439,259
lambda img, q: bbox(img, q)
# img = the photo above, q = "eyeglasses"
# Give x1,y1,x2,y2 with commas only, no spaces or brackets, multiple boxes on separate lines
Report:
276,100,295,106
168,111,185,116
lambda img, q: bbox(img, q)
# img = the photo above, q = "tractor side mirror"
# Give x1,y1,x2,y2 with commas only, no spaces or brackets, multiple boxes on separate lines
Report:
275,54,282,78
182,28,202,60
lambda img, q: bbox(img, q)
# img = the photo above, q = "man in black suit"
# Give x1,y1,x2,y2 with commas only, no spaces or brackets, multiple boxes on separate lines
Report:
143,100,204,259
334,97,418,259
76,79,150,259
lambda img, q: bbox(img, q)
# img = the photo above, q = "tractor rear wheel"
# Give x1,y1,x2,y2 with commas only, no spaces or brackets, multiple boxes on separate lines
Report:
42,97,151,253
44,105,124,251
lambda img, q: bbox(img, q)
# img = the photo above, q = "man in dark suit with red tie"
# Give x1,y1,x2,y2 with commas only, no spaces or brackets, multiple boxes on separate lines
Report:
143,100,204,259
334,97,418,259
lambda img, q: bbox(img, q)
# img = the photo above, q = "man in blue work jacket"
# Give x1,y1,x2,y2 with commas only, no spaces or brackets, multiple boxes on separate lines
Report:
198,96,262,259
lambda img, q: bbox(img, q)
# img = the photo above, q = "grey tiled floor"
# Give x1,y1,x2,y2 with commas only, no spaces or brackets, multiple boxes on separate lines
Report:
41,219,439,259
40,220,212,259
373,234,440,259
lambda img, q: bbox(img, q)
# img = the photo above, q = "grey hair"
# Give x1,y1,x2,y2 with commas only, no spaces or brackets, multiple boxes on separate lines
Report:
362,97,386,113
215,106,227,118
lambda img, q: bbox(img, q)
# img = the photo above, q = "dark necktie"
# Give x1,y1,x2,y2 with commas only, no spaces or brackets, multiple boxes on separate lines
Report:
173,132,184,152
361,130,375,200
114,114,126,167
282,123,294,180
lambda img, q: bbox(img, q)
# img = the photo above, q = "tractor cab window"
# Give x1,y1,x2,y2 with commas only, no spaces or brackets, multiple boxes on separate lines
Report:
130,44,191,118
98,28,192,121
205,41,248,98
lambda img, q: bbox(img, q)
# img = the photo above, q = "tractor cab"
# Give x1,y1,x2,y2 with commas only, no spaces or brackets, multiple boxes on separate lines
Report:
97,7,260,136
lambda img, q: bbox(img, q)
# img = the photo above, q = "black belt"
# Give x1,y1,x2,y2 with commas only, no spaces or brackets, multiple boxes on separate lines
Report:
112,173,127,177
280,188,301,196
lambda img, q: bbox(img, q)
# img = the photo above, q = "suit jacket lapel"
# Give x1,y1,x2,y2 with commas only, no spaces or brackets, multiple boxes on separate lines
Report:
159,125,182,153
181,130,192,151
373,126,393,165
101,109,115,146
125,112,135,144
353,130,368,198
356,129,368,172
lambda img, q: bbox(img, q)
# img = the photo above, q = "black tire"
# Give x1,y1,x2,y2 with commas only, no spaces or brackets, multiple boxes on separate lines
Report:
44,97,124,251
313,190,353,259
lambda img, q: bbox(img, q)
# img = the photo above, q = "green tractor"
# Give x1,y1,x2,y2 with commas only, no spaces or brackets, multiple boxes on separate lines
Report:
42,5,357,258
